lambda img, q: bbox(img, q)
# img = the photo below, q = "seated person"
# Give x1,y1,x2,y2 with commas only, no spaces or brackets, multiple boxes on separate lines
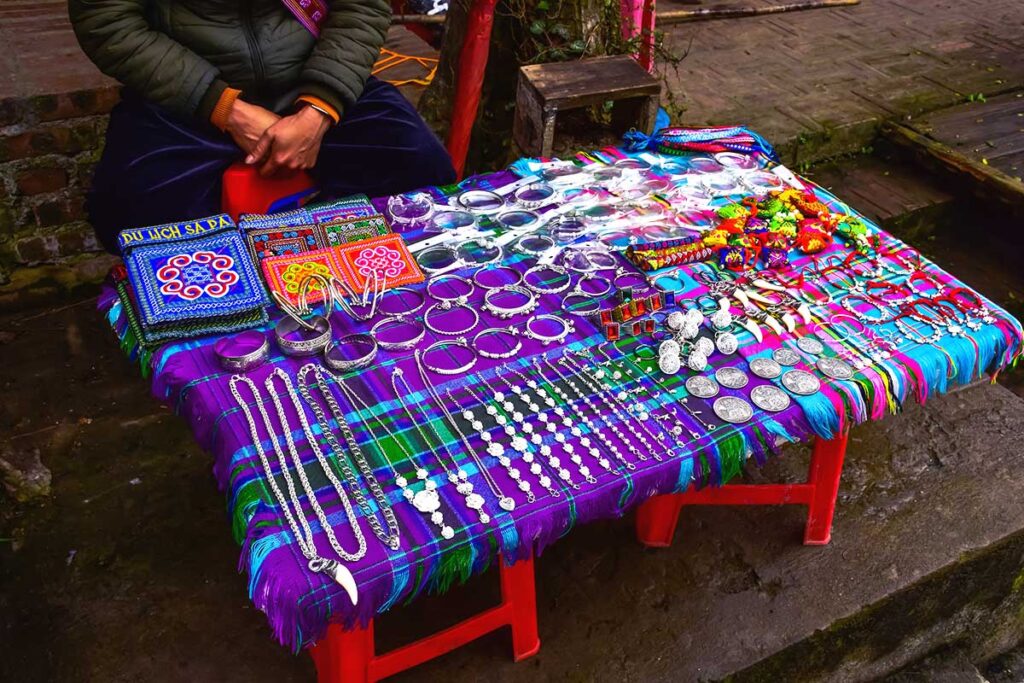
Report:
69,0,456,253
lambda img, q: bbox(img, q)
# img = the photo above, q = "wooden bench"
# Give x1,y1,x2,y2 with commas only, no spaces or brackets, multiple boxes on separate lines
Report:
513,55,661,158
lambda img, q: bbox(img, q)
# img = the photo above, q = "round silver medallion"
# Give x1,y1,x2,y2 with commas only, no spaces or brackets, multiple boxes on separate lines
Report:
817,356,855,380
713,396,754,424
716,331,739,355
687,349,709,372
715,366,749,389
781,369,821,396
685,375,720,399
694,336,715,357
772,347,801,366
659,339,680,358
796,335,825,355
749,357,782,379
750,385,792,412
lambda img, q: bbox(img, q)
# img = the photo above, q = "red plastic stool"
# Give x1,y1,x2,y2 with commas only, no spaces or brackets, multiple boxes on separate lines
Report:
636,433,849,547
310,555,540,682
220,162,315,220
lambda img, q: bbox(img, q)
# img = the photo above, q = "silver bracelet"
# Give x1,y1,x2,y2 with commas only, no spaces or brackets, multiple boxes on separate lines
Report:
378,286,425,316
472,264,522,290
426,274,474,305
423,302,480,336
523,263,571,295
560,293,602,318
472,327,522,359
573,274,613,298
419,338,477,375
522,314,574,345
214,330,269,372
324,333,378,372
370,316,426,351
276,314,331,357
482,285,537,320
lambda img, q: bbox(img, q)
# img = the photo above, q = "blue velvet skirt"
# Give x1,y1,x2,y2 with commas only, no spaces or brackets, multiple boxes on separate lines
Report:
88,77,456,253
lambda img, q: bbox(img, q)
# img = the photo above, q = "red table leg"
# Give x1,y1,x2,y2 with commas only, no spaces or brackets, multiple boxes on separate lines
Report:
635,434,849,548
445,0,498,179
310,555,539,682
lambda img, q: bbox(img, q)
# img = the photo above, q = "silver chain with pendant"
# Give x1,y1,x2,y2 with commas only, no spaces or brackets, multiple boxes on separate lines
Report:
296,363,401,551
332,373,455,541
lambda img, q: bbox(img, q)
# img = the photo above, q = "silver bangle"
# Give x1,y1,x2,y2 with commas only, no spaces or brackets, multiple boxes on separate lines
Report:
378,286,425,316
573,274,612,298
426,274,474,305
472,327,522,359
324,333,378,372
276,314,331,357
424,302,480,336
561,293,602,318
472,264,522,290
214,331,269,372
523,264,571,295
370,316,426,351
522,314,574,345
420,338,477,375
482,285,537,320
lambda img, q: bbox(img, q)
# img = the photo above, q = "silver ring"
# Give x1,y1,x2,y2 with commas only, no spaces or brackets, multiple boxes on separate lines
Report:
324,333,378,372
424,302,480,336
275,315,331,357
215,331,269,372
370,316,426,351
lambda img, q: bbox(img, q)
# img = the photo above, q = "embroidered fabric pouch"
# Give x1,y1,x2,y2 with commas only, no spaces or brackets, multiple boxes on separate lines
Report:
320,214,391,246
335,233,424,291
119,214,268,329
261,247,344,306
246,224,324,262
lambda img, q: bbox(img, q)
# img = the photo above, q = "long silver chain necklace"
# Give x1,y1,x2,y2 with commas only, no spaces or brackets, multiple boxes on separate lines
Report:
413,352,516,513
296,363,401,550
331,373,455,540
499,364,618,478
390,368,495,523
229,374,363,605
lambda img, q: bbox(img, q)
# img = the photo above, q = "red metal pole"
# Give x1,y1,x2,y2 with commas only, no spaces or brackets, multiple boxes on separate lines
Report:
445,0,499,179
803,433,848,545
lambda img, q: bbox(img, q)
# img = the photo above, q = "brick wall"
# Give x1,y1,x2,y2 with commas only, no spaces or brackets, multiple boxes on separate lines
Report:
0,87,120,275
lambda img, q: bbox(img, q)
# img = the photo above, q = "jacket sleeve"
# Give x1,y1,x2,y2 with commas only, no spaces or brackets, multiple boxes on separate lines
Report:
298,0,391,118
68,0,228,121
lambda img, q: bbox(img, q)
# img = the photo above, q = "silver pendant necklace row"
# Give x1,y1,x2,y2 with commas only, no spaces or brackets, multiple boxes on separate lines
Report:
589,345,700,439
456,384,559,502
499,364,620,478
413,352,516,514
557,355,669,462
473,378,595,488
296,363,401,551
331,373,455,541
539,356,640,471
560,354,676,461
229,374,364,604
390,368,496,523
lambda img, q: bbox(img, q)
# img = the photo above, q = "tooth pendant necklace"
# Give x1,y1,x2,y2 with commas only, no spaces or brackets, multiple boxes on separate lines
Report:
330,372,456,541
229,374,364,606
296,364,401,550
391,367,497,523
500,364,619,478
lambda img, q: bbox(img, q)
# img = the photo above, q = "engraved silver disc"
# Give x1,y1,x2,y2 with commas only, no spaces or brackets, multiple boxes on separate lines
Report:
659,352,682,375
816,356,855,380
715,366,749,389
716,331,739,355
713,396,754,424
750,384,792,412
772,347,801,366
685,375,720,399
749,357,782,379
796,335,825,355
781,369,821,396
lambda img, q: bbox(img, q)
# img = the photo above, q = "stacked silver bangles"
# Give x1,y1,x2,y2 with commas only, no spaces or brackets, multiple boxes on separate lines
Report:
276,315,332,357
483,285,537,319
324,333,378,372
215,330,270,372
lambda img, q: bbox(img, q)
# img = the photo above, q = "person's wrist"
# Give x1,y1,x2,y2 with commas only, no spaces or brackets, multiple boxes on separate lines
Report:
298,104,332,135
213,88,243,132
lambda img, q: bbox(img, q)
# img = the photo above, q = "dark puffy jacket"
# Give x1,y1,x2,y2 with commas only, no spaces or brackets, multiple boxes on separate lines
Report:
68,0,390,121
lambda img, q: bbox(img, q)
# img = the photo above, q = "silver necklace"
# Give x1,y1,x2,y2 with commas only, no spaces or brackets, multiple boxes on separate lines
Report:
296,364,401,550
331,374,455,540
390,368,495,523
229,374,363,605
